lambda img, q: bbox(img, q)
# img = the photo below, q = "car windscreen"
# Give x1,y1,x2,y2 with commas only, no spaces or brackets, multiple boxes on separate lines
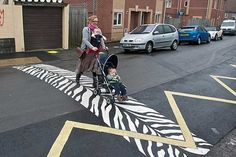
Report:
130,25,155,34
206,27,217,31
221,22,235,27
179,27,195,32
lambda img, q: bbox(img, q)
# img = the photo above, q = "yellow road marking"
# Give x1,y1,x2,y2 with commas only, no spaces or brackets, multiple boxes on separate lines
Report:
165,91,196,146
0,57,41,67
48,120,196,157
167,91,236,104
48,50,58,54
210,75,236,96
48,121,74,157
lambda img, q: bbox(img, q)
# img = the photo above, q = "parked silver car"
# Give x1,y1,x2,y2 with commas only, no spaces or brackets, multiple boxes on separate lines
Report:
120,23,179,53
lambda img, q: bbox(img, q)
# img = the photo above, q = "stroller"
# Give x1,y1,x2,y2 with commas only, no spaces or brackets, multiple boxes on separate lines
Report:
93,52,118,104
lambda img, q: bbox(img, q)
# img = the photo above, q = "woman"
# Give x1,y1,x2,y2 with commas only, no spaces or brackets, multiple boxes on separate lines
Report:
76,15,106,87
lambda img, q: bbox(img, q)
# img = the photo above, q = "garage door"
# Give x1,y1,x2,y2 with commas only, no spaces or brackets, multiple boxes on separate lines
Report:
23,6,62,51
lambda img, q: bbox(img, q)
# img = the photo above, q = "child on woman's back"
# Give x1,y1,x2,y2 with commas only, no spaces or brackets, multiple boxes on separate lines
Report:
87,27,106,55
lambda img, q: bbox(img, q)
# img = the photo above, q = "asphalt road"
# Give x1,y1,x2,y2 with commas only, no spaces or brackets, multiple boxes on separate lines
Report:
0,36,236,157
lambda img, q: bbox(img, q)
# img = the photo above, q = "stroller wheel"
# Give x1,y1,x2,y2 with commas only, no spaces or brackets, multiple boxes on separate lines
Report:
106,96,115,105
93,89,101,95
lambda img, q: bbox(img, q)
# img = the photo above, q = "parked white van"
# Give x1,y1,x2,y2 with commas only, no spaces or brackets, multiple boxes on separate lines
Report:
220,19,236,35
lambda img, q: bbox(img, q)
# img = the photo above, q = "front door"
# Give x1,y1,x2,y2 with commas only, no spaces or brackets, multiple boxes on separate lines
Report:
130,11,140,31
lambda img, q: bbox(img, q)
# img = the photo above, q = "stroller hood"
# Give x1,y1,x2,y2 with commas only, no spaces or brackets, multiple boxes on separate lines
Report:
99,52,118,75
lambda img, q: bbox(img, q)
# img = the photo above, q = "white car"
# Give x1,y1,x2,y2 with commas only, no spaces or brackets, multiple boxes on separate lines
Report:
120,23,179,53
220,19,236,35
205,27,223,40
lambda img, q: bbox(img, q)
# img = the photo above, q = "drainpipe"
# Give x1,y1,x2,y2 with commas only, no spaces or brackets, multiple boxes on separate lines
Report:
93,0,97,15
206,0,210,19
177,0,180,16
8,0,13,5
163,0,166,23
179,0,183,27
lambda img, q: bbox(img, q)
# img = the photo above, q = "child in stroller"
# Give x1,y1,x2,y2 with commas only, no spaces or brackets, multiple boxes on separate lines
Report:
93,52,127,104
107,67,127,102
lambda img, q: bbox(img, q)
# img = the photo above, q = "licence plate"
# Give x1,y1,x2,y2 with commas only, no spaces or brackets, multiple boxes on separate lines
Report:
123,44,132,47
180,34,189,36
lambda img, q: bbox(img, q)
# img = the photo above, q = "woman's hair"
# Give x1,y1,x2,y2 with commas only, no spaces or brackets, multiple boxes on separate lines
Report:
87,15,98,23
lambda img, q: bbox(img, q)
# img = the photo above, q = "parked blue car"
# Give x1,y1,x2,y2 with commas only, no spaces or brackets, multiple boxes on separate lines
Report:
178,25,211,45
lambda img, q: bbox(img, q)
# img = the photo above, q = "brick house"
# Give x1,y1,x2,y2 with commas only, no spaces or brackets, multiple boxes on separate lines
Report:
66,0,164,42
164,0,227,27
225,0,236,19
66,0,227,43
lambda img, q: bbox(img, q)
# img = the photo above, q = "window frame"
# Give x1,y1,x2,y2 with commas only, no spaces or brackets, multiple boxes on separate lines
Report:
113,12,122,26
184,0,189,7
165,0,172,8
154,25,165,34
163,25,173,34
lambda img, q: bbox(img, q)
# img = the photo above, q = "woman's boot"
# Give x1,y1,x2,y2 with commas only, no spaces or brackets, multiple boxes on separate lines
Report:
93,76,98,88
76,73,81,85
98,74,103,85
92,72,97,88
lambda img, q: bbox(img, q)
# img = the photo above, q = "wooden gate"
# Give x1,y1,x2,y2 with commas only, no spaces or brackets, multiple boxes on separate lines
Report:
69,5,87,48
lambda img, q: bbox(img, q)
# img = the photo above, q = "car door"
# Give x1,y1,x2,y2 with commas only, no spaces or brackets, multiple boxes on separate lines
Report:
152,25,165,48
162,25,176,46
217,27,223,37
196,26,203,40
199,26,208,41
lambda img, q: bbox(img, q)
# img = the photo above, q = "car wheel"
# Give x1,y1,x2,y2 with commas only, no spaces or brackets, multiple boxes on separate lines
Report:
170,40,178,50
220,35,223,40
207,36,211,43
215,34,218,41
197,37,201,45
145,42,153,54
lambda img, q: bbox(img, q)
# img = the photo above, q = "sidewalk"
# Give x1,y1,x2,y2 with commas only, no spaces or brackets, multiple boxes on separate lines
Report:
0,42,121,67
204,128,236,157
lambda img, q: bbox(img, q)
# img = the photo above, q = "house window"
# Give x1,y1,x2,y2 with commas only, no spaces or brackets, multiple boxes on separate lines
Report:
113,12,122,26
184,0,189,7
165,0,172,8
156,13,161,23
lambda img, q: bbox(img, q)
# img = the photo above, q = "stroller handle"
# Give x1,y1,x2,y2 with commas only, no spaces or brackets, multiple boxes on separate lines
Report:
105,47,109,54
